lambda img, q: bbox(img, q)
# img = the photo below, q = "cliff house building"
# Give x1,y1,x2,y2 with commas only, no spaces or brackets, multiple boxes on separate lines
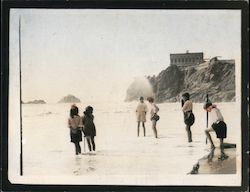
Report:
170,51,204,66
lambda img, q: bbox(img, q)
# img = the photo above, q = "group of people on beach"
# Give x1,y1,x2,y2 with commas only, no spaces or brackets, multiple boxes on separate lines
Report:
68,93,229,160
182,92,228,160
68,105,96,155
135,93,229,160
136,96,159,138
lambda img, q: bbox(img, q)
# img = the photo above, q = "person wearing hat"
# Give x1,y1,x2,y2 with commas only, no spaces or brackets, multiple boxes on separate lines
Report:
203,102,228,160
136,96,148,137
68,105,82,155
82,106,96,152
181,92,195,143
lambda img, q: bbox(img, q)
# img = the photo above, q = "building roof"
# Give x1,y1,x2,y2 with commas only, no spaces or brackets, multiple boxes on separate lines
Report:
170,52,204,56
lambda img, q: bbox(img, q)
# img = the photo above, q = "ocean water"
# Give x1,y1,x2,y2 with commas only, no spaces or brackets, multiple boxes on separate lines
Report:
9,101,241,185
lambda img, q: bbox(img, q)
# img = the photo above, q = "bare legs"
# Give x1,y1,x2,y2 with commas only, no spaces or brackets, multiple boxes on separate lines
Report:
152,120,158,138
219,138,228,159
186,125,192,142
137,121,157,138
205,128,228,160
205,128,215,149
86,136,95,152
74,142,81,155
137,122,146,137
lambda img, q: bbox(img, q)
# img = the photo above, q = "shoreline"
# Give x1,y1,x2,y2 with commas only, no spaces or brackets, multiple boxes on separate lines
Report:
189,145,236,174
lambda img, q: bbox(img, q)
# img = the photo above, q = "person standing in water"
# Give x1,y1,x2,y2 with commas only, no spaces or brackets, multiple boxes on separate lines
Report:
136,96,148,137
82,106,96,152
181,92,195,143
203,102,229,160
68,105,82,155
147,97,159,138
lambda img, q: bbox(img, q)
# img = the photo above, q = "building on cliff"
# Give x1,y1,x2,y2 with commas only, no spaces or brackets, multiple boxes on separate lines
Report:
170,51,204,66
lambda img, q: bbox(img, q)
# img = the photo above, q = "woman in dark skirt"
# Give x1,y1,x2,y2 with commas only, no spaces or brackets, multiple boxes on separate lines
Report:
82,106,96,152
68,105,82,155
203,102,228,160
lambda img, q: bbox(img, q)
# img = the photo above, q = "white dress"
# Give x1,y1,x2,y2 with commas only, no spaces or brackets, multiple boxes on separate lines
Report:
136,102,148,122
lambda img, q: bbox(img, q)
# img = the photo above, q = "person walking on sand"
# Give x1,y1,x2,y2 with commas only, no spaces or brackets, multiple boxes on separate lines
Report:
82,106,96,152
203,102,229,160
136,96,148,137
181,92,195,143
147,97,159,138
68,105,82,155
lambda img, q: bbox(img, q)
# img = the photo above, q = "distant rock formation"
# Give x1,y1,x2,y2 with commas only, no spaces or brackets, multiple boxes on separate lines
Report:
25,99,46,104
58,94,81,103
126,59,235,103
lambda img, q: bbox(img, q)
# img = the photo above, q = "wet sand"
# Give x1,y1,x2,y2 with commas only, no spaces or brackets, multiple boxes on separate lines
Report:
191,147,236,174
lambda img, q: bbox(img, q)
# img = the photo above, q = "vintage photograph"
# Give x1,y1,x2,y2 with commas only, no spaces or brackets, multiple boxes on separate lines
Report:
8,8,242,186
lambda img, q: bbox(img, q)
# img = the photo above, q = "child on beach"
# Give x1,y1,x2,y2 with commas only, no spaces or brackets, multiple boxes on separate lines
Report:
136,96,148,137
82,106,96,152
147,97,159,138
203,102,229,160
68,105,82,155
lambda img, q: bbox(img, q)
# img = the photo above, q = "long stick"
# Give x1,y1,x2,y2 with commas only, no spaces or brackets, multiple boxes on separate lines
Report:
206,94,209,144
19,16,23,175
84,137,86,153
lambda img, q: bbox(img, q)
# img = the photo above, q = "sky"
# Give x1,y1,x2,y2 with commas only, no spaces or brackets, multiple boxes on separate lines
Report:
9,9,241,103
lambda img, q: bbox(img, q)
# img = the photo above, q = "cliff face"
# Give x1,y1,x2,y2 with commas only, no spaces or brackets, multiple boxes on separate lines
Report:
126,60,235,103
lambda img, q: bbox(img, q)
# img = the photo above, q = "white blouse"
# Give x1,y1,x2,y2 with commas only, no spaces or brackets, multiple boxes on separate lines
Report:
150,103,159,117
68,115,82,129
210,107,224,126
182,100,193,112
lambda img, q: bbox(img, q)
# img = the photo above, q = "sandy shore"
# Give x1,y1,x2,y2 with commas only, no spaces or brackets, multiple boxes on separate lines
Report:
8,102,241,185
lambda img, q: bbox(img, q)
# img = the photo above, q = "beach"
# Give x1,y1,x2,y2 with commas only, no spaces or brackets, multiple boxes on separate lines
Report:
8,101,241,185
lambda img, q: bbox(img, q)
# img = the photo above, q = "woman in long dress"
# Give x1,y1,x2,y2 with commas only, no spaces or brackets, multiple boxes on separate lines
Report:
82,106,96,152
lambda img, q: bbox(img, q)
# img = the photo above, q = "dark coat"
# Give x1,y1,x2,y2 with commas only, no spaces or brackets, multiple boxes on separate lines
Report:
82,114,96,137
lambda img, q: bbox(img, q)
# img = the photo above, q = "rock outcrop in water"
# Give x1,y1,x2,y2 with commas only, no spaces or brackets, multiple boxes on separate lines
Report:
126,59,235,103
25,99,46,104
58,94,81,103
125,77,154,102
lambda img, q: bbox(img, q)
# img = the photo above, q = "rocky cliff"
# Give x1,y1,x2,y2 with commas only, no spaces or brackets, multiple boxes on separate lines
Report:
126,59,235,103
58,94,81,103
